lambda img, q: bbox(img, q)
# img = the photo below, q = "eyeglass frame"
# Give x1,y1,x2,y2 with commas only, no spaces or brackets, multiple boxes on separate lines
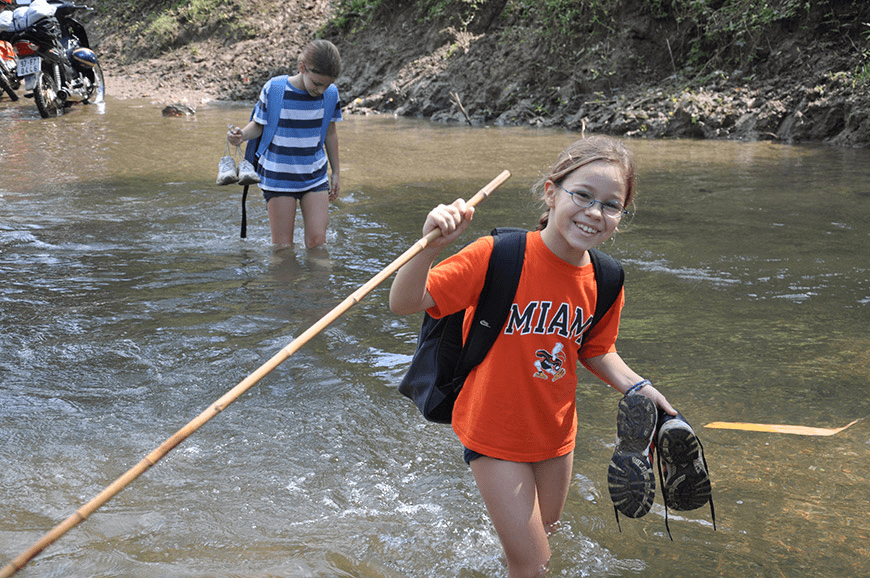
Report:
550,180,631,219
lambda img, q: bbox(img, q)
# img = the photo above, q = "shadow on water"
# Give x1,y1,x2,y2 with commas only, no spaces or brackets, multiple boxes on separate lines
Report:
1,96,869,577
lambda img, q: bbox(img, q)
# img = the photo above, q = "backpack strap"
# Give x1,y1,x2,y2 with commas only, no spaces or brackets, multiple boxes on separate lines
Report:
585,248,625,343
454,230,526,381
320,84,338,147
243,75,288,165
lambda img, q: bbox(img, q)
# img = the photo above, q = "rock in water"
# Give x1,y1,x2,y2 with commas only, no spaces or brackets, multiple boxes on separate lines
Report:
162,103,196,117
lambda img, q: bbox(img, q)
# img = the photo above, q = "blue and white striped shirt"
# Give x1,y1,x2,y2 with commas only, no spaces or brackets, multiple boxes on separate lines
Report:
253,78,342,193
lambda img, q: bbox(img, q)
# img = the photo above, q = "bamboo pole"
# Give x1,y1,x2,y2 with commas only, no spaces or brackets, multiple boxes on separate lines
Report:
0,170,511,578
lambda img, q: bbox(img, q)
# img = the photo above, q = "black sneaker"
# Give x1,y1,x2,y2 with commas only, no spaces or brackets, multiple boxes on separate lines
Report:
607,393,657,526
656,411,716,538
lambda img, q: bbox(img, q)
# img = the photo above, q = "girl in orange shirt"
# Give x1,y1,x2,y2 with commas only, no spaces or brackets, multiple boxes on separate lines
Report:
390,136,677,577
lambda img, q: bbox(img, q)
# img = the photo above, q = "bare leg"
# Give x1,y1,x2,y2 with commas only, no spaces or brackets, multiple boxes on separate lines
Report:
471,453,572,578
299,191,329,248
531,453,573,536
267,195,299,248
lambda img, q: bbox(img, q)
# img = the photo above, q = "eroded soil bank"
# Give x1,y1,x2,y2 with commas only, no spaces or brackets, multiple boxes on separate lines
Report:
85,0,870,147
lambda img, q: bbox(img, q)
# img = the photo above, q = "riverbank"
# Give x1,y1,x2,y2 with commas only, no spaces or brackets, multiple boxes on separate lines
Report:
85,0,870,147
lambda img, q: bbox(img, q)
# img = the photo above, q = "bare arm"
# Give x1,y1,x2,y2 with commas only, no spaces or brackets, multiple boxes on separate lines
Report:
324,122,340,200
389,199,474,315
583,351,676,415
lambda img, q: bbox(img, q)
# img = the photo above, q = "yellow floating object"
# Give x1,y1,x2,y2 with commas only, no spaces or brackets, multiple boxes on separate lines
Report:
704,419,861,436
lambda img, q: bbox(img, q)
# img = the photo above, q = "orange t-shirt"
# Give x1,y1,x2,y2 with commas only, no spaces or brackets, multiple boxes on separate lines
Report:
426,231,624,462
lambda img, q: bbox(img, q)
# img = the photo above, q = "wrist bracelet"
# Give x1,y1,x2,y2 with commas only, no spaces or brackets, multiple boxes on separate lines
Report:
625,379,651,396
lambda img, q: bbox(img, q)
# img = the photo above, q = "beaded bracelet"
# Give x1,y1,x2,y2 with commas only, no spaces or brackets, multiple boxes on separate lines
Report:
625,379,651,396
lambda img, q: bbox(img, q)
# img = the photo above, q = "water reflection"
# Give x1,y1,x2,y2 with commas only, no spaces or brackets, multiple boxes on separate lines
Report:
1,96,868,577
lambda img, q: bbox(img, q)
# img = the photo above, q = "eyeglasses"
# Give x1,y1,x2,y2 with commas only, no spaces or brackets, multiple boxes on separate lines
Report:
552,181,629,219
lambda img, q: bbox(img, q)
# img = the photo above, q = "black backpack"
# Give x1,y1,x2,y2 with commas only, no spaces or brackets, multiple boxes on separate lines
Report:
398,228,625,424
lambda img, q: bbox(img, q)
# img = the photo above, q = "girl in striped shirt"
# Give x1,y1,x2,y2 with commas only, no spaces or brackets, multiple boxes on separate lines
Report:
229,40,342,248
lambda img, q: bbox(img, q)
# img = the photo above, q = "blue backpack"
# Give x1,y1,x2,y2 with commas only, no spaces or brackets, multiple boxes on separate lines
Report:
398,228,624,424
239,76,339,238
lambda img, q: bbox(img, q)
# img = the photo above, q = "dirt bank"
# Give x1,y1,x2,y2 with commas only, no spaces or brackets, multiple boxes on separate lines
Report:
85,0,870,147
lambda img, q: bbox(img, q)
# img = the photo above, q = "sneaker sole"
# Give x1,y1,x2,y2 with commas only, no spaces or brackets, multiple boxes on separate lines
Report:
607,394,657,518
658,420,711,511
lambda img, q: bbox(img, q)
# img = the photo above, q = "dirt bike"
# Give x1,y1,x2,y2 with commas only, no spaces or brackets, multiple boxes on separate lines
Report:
0,0,103,117
0,37,18,100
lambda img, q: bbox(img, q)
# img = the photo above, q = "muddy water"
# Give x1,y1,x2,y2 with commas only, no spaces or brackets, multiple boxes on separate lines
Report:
1,96,869,578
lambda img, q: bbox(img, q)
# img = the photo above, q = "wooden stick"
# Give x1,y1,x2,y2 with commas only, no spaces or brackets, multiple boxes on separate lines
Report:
449,91,472,125
0,170,512,578
704,418,861,436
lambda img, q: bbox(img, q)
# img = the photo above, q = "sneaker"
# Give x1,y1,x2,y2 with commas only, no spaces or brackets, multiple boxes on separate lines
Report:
607,393,658,523
237,159,260,185
656,410,716,538
216,155,238,185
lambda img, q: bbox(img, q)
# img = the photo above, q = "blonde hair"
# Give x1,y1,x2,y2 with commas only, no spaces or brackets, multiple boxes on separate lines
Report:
300,39,341,79
532,136,636,230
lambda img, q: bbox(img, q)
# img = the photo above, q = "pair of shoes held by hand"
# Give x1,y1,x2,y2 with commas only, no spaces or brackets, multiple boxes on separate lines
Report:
217,131,260,186
218,156,260,186
607,391,715,539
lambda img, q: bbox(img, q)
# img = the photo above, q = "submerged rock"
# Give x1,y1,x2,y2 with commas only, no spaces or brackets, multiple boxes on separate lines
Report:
162,103,196,117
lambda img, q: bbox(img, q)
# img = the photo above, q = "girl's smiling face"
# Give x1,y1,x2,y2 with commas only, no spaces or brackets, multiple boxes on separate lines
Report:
540,160,628,266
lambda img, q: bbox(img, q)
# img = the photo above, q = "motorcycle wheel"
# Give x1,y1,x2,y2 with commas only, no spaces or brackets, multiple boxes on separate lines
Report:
0,68,18,101
83,62,104,105
34,70,62,118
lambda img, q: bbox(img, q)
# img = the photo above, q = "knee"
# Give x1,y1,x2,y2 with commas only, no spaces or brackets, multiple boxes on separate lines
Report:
504,534,551,578
304,233,326,248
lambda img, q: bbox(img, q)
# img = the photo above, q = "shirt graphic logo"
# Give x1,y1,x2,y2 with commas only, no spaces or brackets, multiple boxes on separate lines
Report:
533,342,567,381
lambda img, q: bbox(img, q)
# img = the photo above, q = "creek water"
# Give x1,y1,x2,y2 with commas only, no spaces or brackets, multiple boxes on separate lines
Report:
1,96,869,578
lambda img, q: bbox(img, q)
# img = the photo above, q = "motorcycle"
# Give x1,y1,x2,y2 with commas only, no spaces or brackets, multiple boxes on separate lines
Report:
0,36,18,100
0,0,104,117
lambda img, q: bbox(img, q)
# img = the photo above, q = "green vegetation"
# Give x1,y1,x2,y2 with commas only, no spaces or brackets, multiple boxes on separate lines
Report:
331,0,869,74
328,0,384,32
83,0,868,89
86,0,255,56
858,25,870,87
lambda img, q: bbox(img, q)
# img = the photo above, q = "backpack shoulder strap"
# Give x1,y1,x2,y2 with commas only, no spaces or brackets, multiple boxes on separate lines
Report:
455,231,526,377
242,75,287,166
586,248,625,338
258,75,288,158
320,84,338,147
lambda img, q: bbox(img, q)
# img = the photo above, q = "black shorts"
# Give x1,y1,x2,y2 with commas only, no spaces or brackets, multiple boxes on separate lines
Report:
263,185,328,202
463,446,488,465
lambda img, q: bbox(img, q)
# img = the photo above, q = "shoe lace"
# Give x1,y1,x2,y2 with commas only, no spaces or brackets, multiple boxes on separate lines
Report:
654,444,671,540
655,436,717,541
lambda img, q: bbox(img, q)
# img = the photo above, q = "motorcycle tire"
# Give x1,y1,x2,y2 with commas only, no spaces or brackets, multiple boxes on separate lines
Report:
83,61,104,105
33,70,62,118
0,68,18,101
